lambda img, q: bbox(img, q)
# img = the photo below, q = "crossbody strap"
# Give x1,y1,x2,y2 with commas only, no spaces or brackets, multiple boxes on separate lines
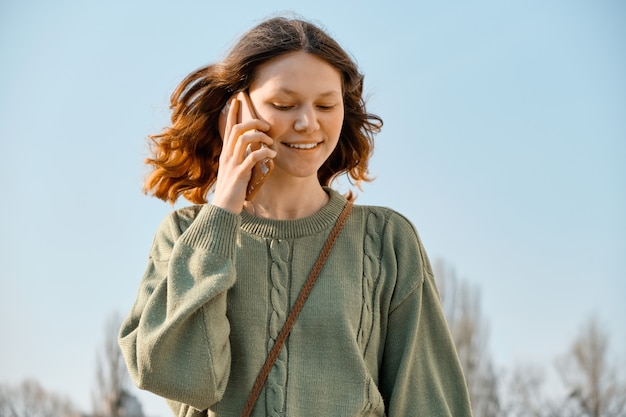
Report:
240,200,354,417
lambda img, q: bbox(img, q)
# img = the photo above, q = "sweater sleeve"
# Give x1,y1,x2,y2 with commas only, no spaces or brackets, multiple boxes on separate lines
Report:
118,204,239,411
379,214,473,417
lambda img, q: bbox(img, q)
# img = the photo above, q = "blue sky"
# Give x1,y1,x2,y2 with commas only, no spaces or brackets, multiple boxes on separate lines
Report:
1,1,624,415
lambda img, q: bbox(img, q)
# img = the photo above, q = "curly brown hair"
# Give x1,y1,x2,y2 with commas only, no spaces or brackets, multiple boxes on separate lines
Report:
144,16,383,204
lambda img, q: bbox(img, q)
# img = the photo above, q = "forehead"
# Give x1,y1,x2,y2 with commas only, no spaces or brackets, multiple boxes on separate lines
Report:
250,51,342,95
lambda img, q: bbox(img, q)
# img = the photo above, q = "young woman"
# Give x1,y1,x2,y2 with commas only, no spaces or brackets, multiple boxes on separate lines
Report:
119,16,472,417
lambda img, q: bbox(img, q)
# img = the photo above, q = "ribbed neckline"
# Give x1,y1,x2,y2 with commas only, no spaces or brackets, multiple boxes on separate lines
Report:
240,188,348,239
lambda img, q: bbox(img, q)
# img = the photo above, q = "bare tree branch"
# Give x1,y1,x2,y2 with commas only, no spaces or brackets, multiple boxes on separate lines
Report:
92,311,144,417
0,379,76,417
556,316,626,417
434,259,500,417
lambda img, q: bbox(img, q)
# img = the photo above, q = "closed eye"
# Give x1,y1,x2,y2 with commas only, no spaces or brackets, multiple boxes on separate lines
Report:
271,103,294,110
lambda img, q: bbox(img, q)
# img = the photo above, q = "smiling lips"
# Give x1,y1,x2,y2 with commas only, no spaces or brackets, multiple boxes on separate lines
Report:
286,142,320,150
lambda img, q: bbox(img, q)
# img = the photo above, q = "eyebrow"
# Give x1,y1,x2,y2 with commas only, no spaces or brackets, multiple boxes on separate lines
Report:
277,87,341,98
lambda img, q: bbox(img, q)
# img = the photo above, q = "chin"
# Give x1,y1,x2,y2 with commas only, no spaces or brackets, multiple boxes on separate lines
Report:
273,164,323,181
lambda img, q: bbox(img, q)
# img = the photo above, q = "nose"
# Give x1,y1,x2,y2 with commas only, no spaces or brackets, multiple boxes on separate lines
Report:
293,105,320,133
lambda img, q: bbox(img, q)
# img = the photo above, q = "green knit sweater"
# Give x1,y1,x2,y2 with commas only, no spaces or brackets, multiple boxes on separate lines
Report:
119,189,472,416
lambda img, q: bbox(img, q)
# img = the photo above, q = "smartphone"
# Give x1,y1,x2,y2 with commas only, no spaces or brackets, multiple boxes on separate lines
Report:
219,91,274,200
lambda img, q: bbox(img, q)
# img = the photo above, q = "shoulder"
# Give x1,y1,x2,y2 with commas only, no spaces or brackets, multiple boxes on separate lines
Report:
352,203,432,308
159,204,205,238
170,205,205,232
149,205,204,261
351,203,421,243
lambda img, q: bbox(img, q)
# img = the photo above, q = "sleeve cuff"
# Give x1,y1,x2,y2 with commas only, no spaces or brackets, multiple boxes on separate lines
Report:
178,204,240,259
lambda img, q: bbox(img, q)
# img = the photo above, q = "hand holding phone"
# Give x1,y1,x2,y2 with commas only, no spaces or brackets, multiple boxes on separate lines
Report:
218,91,274,201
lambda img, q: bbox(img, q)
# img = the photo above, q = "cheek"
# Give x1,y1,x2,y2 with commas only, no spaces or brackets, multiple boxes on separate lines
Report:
266,117,290,139
255,110,289,136
327,114,344,139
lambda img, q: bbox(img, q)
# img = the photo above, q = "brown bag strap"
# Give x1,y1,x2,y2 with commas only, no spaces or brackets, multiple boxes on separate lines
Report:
240,200,353,417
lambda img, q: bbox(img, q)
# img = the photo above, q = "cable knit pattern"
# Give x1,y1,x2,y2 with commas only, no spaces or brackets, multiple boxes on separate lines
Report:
358,210,383,354
119,188,473,417
266,238,290,416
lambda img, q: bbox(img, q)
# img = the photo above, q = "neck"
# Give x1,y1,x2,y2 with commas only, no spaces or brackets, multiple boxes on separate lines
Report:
245,179,329,220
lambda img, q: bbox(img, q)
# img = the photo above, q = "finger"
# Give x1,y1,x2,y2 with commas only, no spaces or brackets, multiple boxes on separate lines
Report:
228,118,270,145
232,130,274,162
248,144,277,164
238,144,277,176
224,108,271,158
222,98,240,153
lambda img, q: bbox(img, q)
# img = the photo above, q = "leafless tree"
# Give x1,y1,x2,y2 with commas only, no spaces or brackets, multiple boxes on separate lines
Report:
0,379,76,417
556,316,626,417
500,363,569,417
433,259,500,417
92,311,144,417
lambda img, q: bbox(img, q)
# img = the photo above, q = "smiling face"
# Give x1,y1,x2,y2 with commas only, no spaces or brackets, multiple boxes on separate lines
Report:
248,51,344,183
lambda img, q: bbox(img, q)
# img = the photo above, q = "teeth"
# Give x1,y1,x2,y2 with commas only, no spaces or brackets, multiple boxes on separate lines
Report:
288,143,318,149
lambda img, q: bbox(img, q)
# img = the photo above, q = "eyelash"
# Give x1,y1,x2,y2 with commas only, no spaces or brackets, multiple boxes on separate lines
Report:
271,104,336,111
272,104,293,110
